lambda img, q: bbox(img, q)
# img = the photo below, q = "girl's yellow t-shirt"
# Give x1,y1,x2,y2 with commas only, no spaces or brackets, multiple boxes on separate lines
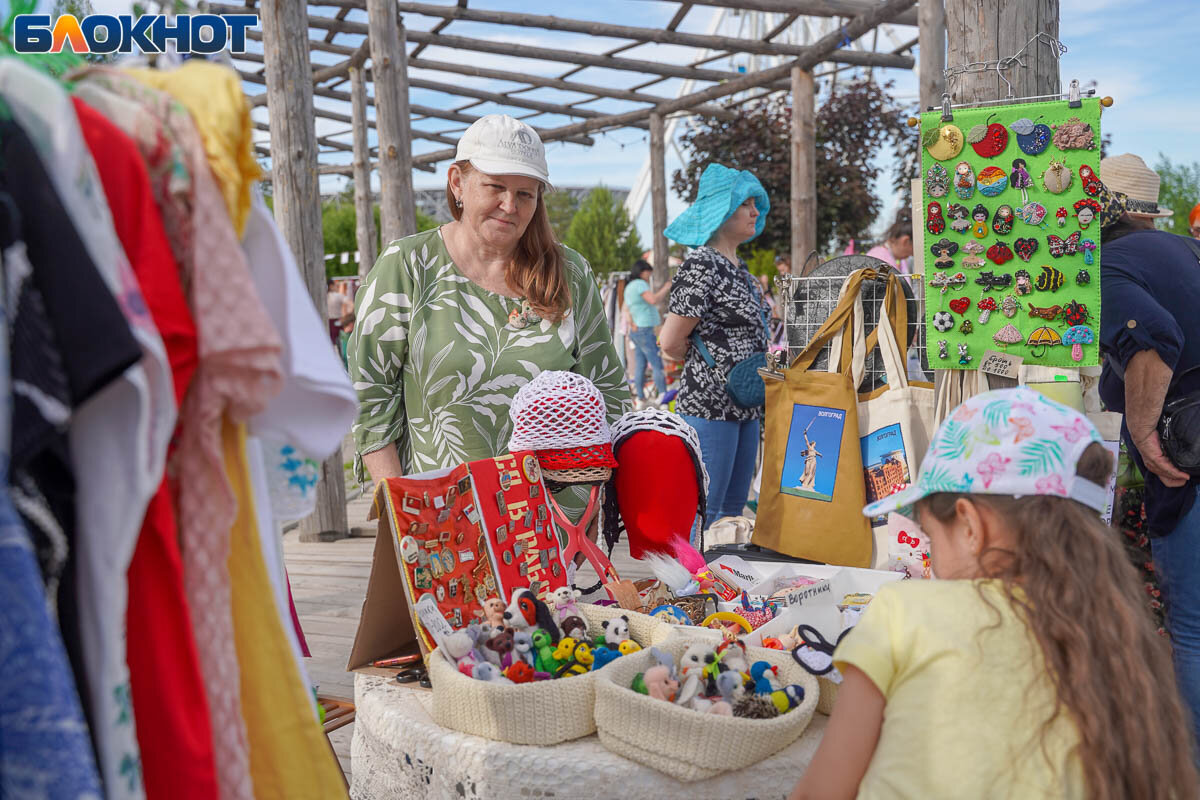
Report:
834,580,1085,800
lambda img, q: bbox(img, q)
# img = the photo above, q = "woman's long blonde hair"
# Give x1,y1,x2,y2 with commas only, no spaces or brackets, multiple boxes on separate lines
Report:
918,443,1198,800
447,161,571,322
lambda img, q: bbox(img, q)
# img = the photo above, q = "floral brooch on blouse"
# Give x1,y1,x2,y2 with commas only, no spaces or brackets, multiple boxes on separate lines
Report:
507,299,543,330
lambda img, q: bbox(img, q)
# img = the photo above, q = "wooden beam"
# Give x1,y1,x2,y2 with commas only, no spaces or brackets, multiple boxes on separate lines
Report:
407,58,735,120
402,75,648,127
237,68,596,146
410,0,918,166
386,1,907,61
260,0,348,539
351,61,379,282
791,66,816,275
649,112,669,309
311,37,370,84
367,0,416,244
624,0,919,26
946,0,1060,105
918,0,946,107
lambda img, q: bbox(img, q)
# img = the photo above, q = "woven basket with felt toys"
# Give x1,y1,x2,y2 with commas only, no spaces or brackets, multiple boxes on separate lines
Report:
593,636,818,782
428,591,677,745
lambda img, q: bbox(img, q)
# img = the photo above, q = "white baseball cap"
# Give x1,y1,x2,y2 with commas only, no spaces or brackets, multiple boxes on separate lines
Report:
455,114,550,185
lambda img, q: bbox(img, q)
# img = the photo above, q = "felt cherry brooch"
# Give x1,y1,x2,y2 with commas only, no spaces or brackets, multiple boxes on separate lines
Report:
926,201,946,235
948,297,971,315
986,242,1014,266
1014,237,1038,262
968,113,1008,158
1010,116,1051,156
923,123,965,161
1079,164,1102,196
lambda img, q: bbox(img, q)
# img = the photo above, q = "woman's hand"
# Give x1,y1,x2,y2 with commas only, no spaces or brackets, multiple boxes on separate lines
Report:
659,313,699,362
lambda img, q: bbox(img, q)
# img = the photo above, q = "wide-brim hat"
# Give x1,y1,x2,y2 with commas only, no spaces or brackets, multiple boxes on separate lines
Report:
456,114,551,186
1100,153,1173,218
664,163,769,247
863,387,1108,518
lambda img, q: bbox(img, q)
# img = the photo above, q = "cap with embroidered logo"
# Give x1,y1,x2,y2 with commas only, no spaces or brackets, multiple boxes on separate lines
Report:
455,114,550,185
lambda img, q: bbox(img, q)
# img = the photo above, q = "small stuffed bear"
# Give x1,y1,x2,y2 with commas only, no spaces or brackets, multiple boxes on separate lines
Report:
551,586,582,623
601,615,631,648
484,629,515,668
559,615,589,641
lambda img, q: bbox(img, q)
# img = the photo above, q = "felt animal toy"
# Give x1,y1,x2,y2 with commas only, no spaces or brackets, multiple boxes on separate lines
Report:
512,630,535,668
770,685,806,714
680,643,711,678
484,629,515,668
532,628,561,674
715,670,746,704
648,647,677,678
557,641,593,677
559,615,589,641
716,639,749,675
551,586,582,623
707,701,733,716
749,661,782,695
644,665,679,702
551,636,578,666
444,628,479,663
472,662,513,685
601,615,631,648
591,646,622,671
733,695,779,719
482,597,507,631
504,587,561,642
618,640,642,656
505,662,535,684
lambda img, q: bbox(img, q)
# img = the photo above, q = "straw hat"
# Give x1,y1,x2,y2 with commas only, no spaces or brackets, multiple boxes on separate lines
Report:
1099,153,1173,218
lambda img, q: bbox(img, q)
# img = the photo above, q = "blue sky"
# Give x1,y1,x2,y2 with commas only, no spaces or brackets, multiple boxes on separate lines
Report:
15,0,1200,244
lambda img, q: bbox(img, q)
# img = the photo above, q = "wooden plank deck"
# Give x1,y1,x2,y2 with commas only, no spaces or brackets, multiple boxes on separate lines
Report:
283,486,656,781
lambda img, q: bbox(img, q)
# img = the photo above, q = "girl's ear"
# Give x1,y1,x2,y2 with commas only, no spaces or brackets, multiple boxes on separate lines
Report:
954,497,987,557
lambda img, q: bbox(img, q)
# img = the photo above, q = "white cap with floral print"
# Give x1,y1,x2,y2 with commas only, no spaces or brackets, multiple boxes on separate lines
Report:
863,387,1108,517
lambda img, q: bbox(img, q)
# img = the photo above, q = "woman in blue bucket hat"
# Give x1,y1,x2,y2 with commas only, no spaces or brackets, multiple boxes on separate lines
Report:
659,163,771,533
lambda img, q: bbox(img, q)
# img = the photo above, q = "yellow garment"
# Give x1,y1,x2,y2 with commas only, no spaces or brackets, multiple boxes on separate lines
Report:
224,419,347,799
126,62,259,236
834,580,1084,800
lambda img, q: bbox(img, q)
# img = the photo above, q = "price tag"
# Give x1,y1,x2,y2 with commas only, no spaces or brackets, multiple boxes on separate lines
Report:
977,349,1023,380
415,593,455,652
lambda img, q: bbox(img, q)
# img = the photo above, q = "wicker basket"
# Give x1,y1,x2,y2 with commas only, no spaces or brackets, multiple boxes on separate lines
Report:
593,637,818,782
816,677,839,715
428,603,675,745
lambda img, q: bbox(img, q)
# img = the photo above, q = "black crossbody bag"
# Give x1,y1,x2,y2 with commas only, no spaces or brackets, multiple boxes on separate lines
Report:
1153,237,1200,475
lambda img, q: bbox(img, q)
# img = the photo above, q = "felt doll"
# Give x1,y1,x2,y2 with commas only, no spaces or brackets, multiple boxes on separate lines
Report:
503,588,561,642
970,204,989,239
1010,158,1034,204
550,586,582,623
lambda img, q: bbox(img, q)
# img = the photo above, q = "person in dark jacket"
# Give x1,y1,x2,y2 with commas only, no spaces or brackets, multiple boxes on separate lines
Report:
1099,153,1200,742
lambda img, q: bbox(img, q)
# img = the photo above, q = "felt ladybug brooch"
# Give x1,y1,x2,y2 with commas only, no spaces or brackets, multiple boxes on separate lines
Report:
925,163,949,198
924,123,965,161
1079,164,1102,196
1014,237,1038,262
926,201,946,235
968,113,1008,158
1010,116,1051,156
1063,300,1091,327
992,205,1015,236
985,242,1014,266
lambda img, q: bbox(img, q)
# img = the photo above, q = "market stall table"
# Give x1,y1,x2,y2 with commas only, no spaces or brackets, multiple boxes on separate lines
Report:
351,673,828,799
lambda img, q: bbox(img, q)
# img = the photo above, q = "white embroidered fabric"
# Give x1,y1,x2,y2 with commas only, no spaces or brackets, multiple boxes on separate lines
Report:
350,673,827,800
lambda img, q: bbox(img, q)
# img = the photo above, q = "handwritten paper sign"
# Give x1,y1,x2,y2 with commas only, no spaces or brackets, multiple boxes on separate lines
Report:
978,349,1023,380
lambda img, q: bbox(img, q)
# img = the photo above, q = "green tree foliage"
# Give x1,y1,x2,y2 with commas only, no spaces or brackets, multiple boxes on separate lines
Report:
545,190,580,242
673,79,912,255
322,191,437,277
563,187,644,276
1154,154,1200,236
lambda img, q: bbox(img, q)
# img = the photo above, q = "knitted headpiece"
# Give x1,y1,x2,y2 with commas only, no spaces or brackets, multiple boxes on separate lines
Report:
601,409,709,558
508,371,618,470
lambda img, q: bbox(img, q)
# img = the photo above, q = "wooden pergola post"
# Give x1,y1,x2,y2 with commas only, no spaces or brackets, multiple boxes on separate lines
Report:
918,0,946,108
350,60,378,281
261,0,349,540
366,0,417,245
648,112,670,306
790,66,816,275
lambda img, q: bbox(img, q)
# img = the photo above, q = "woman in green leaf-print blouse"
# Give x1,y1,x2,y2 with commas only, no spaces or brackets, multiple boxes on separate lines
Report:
347,115,629,521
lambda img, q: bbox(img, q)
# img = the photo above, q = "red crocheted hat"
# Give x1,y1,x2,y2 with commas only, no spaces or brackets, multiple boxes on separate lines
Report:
536,443,618,470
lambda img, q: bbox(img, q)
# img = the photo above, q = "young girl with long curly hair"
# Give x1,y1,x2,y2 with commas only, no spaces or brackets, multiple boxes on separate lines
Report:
791,387,1198,800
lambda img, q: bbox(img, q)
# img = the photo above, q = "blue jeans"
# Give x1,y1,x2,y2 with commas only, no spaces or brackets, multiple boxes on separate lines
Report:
1152,486,1200,747
682,415,760,532
629,327,665,400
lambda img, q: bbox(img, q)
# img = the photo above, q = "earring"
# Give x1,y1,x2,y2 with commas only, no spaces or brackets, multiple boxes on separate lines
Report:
455,198,463,208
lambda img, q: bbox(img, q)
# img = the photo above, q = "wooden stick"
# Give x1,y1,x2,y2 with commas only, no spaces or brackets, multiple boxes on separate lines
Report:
790,66,816,274
649,111,670,309
351,61,379,281
366,0,416,243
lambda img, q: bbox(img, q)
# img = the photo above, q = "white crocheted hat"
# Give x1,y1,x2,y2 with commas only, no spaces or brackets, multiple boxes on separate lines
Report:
509,371,617,469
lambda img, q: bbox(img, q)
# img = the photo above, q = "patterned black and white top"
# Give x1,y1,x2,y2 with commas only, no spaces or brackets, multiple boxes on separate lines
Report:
669,246,768,422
